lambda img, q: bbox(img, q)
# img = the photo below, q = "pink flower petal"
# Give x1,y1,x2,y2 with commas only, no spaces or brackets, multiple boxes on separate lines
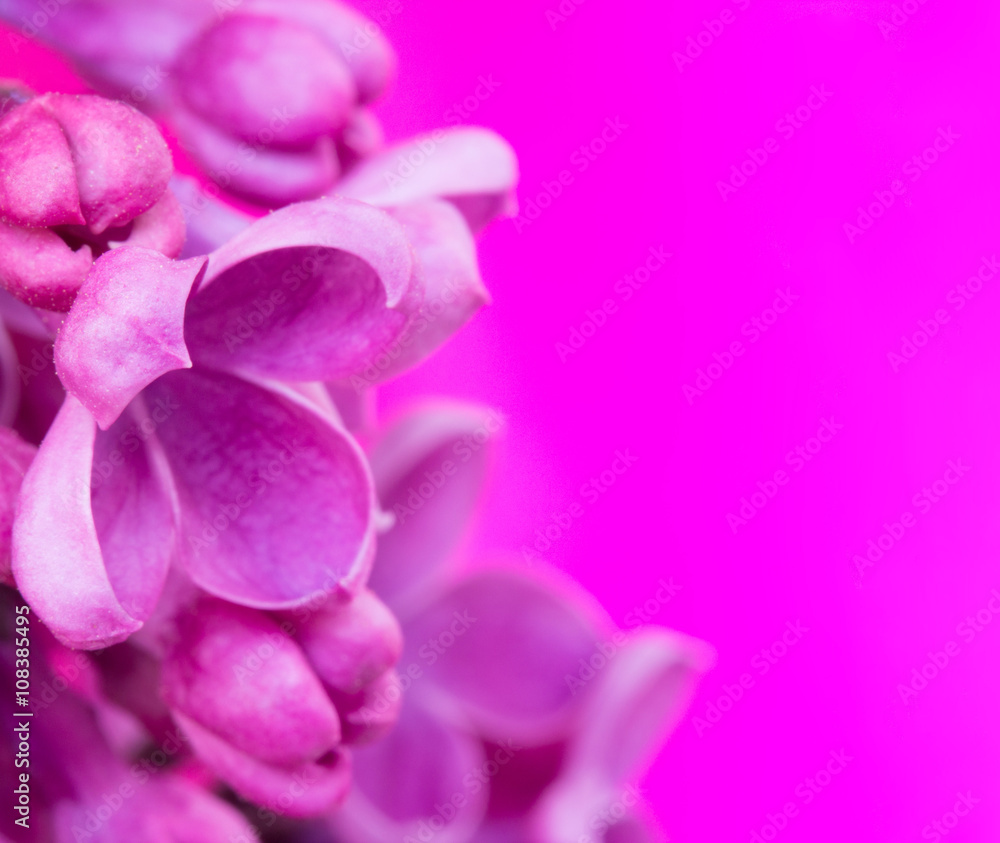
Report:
162,598,341,767
0,320,19,426
172,710,352,818
368,402,502,616
332,698,488,843
408,567,602,744
0,98,84,228
175,14,357,147
0,426,35,585
243,0,397,103
336,127,519,232
55,247,206,430
42,93,174,234
126,188,186,257
168,105,340,206
144,369,377,608
294,588,403,695
0,219,92,311
185,197,417,382
12,396,177,649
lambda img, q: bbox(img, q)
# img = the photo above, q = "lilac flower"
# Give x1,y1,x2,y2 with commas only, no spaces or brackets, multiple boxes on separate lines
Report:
0,0,397,206
12,193,488,651
0,92,183,311
314,403,713,843
0,597,262,842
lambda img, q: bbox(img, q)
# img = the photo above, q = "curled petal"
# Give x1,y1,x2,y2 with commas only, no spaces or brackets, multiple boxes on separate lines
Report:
175,14,356,147
185,197,416,381
169,105,340,206
12,396,176,649
126,188,186,257
336,127,519,232
332,699,487,843
0,427,35,584
144,369,377,608
372,200,488,380
406,568,602,744
243,0,397,103
0,98,84,228
162,598,341,767
563,627,713,783
529,630,713,843
55,247,206,429
41,93,173,233
294,589,403,695
368,402,502,616
0,219,92,311
173,711,352,818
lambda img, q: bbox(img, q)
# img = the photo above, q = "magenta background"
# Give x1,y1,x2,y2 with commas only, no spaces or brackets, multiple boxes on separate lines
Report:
6,1,1000,839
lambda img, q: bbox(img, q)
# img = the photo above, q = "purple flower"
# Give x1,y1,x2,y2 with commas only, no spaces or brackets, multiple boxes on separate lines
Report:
11,194,489,650
0,92,183,311
315,403,713,843
1,0,397,206
0,601,262,842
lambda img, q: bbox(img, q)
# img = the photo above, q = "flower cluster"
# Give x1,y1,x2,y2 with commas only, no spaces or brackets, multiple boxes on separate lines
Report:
0,2,710,841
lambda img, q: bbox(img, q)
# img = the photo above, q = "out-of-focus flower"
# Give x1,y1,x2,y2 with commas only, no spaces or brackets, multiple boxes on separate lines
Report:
313,403,713,843
12,193,490,653
0,92,183,311
0,0,397,206
0,594,262,842
0,427,34,585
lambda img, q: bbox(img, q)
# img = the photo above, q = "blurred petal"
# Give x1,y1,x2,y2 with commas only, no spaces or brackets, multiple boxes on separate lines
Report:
294,589,402,695
0,98,84,228
145,368,376,608
330,667,403,746
175,14,356,146
185,197,417,381
333,699,487,843
169,105,340,206
162,598,340,767
368,403,502,615
564,627,714,783
336,127,519,231
173,710,352,817
0,426,35,584
55,247,205,429
0,320,19,426
371,200,488,380
243,0,397,102
12,396,177,648
529,630,713,843
408,568,602,744
170,176,255,258
127,188,186,257
0,219,92,311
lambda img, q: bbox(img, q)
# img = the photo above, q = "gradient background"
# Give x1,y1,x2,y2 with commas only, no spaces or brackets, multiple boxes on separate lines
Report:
5,0,1000,839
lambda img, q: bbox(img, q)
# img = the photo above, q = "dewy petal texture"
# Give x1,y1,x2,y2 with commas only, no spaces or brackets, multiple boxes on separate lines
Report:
56,247,206,430
41,92,174,232
144,369,376,607
336,127,519,232
11,396,176,648
184,197,416,382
